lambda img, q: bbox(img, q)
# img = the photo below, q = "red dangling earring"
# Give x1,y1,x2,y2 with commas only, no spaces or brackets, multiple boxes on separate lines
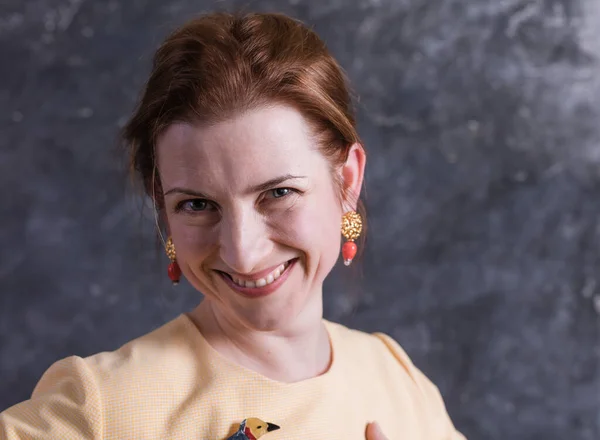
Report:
165,236,181,285
341,211,363,266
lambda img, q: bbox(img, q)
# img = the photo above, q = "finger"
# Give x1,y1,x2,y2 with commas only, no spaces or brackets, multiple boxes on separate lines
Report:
365,421,388,440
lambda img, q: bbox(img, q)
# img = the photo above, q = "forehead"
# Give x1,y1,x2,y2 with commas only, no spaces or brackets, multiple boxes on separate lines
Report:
156,104,326,189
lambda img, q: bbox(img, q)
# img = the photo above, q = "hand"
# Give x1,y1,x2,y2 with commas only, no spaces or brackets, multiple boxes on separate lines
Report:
365,422,389,440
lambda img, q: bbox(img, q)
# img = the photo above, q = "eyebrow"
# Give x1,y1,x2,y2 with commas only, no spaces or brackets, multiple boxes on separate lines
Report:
163,174,307,198
248,174,307,193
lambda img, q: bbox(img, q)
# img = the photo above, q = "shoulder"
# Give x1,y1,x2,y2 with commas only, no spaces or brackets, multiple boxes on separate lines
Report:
1,355,103,439
85,313,201,382
326,321,467,440
327,322,439,407
325,320,414,370
327,320,430,380
83,314,206,407
1,314,204,439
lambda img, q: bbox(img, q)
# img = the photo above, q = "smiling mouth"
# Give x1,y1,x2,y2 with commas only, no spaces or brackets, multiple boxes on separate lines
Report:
218,259,295,289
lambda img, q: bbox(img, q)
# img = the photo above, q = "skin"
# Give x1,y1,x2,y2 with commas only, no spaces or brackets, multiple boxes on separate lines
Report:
366,422,389,440
156,103,388,438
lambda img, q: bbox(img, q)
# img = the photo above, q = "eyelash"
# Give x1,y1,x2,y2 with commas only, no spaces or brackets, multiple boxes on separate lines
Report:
174,187,299,214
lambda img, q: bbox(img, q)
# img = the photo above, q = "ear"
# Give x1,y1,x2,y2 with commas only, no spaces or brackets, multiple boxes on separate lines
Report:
340,143,366,211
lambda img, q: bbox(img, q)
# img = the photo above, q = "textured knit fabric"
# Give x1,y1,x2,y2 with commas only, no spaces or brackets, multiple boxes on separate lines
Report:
1,315,466,440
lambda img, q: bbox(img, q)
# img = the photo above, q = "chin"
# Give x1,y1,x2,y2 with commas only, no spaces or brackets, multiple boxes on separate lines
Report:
196,260,325,332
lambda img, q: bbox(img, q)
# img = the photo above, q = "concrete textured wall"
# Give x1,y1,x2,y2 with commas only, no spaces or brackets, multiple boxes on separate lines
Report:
1,1,599,439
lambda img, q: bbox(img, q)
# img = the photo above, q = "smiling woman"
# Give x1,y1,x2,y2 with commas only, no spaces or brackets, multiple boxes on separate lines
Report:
156,105,349,332
0,11,465,440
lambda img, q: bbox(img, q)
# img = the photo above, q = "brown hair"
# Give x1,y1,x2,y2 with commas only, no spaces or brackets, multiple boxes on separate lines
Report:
122,11,366,250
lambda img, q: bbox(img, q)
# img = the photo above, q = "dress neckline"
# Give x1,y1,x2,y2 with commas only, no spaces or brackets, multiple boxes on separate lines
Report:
179,313,341,389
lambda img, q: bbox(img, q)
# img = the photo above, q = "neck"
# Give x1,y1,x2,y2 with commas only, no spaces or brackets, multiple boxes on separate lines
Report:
188,299,332,383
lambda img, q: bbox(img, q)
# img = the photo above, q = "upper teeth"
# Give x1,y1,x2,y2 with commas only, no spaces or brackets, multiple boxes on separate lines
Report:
231,261,290,288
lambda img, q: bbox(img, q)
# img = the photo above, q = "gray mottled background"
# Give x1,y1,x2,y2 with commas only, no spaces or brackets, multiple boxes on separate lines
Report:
1,0,599,439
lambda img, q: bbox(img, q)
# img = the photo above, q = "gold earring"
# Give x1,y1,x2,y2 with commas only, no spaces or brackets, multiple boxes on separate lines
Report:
341,211,362,266
165,237,181,285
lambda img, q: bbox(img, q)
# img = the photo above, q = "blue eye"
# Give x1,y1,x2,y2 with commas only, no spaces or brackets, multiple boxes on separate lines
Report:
271,188,291,198
178,199,213,212
188,200,208,211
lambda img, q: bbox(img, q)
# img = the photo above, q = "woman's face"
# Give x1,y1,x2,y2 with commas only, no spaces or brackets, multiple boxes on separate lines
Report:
156,104,364,331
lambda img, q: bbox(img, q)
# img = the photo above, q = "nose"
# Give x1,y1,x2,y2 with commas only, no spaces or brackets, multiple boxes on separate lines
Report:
219,209,272,275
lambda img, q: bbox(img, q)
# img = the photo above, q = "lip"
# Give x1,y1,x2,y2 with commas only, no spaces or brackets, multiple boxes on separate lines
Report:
225,261,289,282
218,258,297,298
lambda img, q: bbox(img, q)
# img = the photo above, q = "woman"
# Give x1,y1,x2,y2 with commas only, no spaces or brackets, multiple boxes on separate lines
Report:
0,11,465,440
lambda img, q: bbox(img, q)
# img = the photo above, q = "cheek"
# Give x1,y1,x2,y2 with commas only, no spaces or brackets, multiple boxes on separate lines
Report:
168,219,216,262
278,192,342,269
